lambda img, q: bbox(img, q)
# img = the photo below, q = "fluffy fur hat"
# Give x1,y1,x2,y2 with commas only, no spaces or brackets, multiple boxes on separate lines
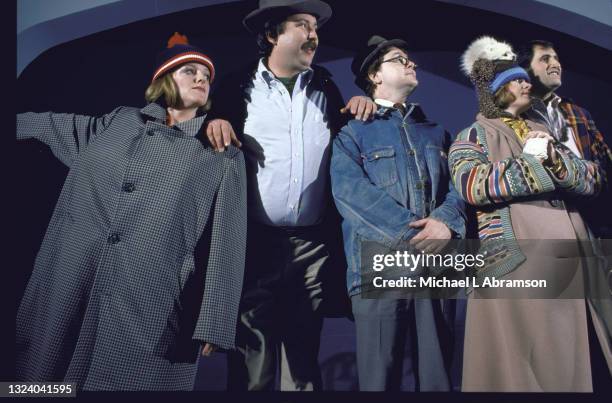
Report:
461,36,527,119
461,36,516,76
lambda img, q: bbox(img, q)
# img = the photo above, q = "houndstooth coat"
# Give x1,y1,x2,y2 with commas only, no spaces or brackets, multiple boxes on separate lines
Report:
16,102,247,391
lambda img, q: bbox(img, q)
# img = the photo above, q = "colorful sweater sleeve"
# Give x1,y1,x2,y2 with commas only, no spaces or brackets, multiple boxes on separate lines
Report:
448,124,556,207
550,146,602,197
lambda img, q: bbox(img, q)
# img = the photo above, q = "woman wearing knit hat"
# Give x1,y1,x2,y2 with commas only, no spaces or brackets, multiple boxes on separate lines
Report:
449,36,605,391
15,33,247,390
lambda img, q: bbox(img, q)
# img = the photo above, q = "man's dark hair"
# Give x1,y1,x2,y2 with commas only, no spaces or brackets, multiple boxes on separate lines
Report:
517,39,556,70
256,17,288,56
363,44,408,98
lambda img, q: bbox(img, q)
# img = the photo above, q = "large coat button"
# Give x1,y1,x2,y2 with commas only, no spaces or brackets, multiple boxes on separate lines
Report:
122,183,136,193
107,233,121,244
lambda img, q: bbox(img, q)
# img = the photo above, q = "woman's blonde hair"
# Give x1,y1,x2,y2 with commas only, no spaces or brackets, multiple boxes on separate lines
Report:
493,82,517,110
144,68,211,112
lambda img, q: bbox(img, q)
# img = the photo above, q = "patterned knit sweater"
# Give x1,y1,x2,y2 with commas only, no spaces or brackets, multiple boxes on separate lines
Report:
448,116,602,279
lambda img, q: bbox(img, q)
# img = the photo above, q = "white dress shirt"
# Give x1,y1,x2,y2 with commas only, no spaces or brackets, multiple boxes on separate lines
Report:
242,59,331,226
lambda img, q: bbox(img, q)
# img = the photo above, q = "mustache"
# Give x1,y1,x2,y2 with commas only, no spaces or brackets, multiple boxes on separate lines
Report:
301,40,318,51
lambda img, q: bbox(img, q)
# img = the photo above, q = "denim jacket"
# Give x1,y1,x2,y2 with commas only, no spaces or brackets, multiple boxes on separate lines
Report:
330,104,466,296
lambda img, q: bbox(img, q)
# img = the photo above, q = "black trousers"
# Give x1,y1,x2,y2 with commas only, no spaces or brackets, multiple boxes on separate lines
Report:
227,223,331,391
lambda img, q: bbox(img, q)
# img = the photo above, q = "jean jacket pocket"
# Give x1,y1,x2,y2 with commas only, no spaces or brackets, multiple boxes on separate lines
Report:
363,146,399,187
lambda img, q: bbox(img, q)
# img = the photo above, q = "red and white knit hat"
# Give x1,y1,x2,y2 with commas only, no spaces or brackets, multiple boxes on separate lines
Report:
151,32,215,83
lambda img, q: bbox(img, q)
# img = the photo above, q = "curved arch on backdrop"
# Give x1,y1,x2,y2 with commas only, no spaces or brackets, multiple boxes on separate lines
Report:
17,0,612,76
17,0,238,76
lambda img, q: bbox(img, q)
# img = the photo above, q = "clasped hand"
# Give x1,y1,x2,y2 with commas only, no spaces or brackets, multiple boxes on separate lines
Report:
523,130,558,165
408,217,452,254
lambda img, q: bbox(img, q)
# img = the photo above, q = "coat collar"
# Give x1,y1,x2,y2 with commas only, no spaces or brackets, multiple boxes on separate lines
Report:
475,113,549,151
476,113,524,151
139,102,207,137
532,92,575,109
140,102,167,122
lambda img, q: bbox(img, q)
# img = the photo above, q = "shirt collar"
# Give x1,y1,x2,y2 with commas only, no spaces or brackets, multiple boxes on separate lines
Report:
374,98,406,109
548,93,562,109
538,92,560,107
257,58,313,88
374,99,420,120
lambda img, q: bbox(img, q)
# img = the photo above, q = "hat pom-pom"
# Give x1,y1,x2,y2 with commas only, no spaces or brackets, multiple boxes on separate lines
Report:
167,32,189,48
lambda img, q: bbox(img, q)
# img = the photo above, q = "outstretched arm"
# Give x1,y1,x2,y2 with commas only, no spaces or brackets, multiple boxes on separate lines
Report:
17,107,123,167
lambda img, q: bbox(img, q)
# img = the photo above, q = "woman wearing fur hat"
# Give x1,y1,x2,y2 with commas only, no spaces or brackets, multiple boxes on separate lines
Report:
15,33,247,391
449,36,605,391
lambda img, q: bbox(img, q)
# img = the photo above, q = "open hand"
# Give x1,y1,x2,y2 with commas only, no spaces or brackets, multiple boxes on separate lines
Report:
340,96,377,121
205,119,242,152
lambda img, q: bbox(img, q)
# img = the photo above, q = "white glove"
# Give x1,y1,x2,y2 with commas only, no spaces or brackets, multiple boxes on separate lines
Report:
523,137,549,160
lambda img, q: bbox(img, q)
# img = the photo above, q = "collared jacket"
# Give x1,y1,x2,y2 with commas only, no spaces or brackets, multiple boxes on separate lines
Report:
526,97,612,237
16,103,247,390
331,104,466,296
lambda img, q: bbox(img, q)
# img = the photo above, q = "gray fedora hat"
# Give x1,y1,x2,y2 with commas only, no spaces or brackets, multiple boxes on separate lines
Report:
243,0,332,34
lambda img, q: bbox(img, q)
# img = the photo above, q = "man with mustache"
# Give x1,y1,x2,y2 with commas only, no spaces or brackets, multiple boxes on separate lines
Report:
518,40,612,238
207,0,377,391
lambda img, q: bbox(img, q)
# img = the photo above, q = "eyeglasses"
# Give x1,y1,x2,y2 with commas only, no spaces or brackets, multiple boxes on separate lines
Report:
381,56,417,69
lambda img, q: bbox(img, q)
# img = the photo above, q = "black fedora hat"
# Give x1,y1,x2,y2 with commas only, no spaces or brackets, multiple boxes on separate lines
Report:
351,35,409,91
243,0,332,34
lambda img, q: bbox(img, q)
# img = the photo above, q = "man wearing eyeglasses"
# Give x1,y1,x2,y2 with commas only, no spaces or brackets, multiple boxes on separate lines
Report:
330,36,465,391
